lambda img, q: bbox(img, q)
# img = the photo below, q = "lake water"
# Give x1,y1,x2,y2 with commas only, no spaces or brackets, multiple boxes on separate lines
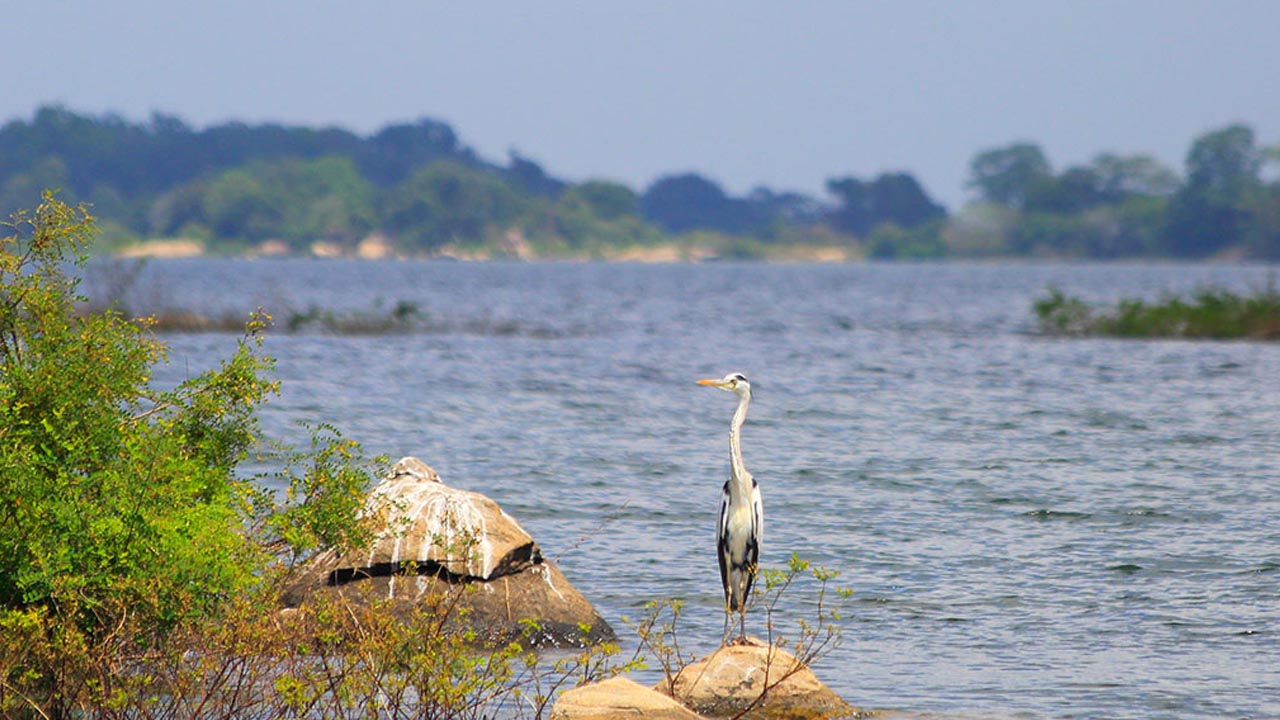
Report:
104,258,1279,719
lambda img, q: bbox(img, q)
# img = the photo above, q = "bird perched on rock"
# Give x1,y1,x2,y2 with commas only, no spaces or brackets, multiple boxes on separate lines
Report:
698,372,763,644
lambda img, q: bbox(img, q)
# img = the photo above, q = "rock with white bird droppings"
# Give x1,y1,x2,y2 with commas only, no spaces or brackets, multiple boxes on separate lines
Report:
284,457,614,646
362,456,542,580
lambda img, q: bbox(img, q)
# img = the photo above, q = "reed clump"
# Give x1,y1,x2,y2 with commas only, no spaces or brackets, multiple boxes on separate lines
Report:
1034,283,1280,339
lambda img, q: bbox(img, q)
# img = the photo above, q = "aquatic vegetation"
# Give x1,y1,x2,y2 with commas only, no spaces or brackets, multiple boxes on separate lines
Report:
1034,283,1280,339
283,299,423,334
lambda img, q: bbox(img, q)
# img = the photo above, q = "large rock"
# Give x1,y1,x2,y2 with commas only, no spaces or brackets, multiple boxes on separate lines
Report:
656,638,858,720
284,457,614,646
354,456,542,581
550,677,705,720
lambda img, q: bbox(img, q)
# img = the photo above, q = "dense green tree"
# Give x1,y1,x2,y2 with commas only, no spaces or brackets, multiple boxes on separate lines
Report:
967,142,1052,208
1007,152,1178,256
745,186,824,226
1242,147,1280,258
4,104,1280,260
505,151,567,198
826,172,946,236
382,161,527,250
640,173,712,229
1025,166,1107,214
0,156,71,218
548,181,662,250
641,173,743,234
146,157,375,247
201,169,279,240
639,176,819,239
1184,124,1262,195
563,180,638,221
276,156,376,245
867,220,946,259
357,118,473,185
1094,196,1169,257
0,106,471,205
1090,153,1180,199
1242,187,1280,258
1163,124,1263,256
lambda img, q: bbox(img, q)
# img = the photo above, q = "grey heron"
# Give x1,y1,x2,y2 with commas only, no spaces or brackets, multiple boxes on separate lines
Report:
698,372,763,644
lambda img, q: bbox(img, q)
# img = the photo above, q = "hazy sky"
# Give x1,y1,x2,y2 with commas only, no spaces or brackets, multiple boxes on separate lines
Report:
4,1,1278,208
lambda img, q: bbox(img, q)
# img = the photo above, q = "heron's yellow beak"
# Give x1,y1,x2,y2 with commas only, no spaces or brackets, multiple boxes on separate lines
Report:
697,378,726,387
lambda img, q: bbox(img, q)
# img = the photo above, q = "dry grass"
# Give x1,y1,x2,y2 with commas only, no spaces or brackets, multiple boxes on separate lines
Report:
0,581,626,720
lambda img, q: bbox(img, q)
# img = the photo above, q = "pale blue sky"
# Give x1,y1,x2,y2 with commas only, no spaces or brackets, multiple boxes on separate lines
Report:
3,1,1277,208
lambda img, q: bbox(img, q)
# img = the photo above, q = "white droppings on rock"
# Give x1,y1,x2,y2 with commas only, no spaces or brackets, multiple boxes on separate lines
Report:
358,457,540,580
537,563,567,602
283,457,615,646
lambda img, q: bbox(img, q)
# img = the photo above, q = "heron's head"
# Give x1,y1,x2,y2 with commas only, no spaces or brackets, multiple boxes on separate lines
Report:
697,372,751,397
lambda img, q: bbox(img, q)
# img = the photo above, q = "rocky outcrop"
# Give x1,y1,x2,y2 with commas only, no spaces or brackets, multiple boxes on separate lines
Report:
656,638,858,720
550,677,704,720
284,457,614,646
354,456,542,581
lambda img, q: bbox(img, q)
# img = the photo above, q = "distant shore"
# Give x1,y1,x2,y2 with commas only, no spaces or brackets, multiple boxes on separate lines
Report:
111,236,861,263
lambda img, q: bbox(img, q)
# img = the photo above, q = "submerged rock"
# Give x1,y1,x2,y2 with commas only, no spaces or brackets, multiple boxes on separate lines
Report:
656,638,858,720
284,456,614,646
550,676,704,720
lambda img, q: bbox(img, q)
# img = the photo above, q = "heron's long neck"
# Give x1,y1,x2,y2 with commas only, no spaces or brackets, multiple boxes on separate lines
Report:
728,390,752,494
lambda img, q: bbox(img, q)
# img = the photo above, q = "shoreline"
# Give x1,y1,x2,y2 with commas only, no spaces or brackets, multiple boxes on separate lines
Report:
109,238,863,263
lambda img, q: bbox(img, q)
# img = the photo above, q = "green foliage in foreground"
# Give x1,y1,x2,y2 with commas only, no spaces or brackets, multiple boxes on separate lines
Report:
2,195,262,625
1034,284,1280,339
0,580,629,719
1,194,383,711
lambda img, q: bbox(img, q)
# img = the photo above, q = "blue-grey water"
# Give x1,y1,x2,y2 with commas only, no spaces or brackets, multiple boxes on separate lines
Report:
105,259,1278,719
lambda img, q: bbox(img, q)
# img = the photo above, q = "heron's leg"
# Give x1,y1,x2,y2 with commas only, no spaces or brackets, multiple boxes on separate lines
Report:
722,604,731,645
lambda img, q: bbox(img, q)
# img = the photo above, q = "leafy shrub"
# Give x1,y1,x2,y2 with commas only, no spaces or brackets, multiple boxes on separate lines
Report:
2,193,268,627
0,193,381,713
0,578,627,719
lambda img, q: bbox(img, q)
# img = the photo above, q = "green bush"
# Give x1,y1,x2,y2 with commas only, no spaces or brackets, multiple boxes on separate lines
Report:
2,193,276,627
867,220,946,259
0,193,381,712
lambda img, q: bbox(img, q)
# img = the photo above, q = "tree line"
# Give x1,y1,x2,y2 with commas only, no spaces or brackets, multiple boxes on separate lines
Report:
2,105,1277,259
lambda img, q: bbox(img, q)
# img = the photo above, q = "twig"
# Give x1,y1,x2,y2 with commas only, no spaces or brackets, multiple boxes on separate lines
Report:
553,499,631,562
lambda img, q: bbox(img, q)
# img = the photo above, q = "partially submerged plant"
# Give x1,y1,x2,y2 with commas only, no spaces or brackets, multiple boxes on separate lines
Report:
1034,281,1280,339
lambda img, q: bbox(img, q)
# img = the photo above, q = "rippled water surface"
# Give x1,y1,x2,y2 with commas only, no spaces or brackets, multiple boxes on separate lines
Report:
120,259,1279,719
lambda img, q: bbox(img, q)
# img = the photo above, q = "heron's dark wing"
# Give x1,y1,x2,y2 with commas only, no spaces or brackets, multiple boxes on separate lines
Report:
742,477,762,603
717,479,731,601
750,477,763,555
